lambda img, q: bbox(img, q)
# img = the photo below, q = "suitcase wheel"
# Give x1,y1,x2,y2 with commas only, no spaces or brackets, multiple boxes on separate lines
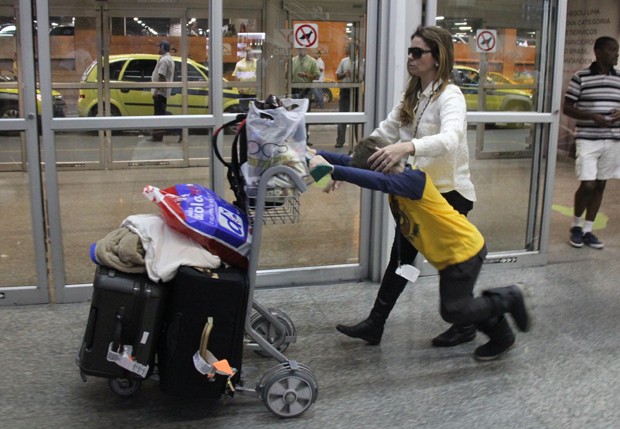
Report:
108,377,142,397
258,362,318,418
249,309,296,357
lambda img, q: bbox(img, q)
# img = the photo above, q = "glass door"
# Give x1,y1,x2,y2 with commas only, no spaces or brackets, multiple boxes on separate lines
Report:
425,0,562,269
0,0,50,305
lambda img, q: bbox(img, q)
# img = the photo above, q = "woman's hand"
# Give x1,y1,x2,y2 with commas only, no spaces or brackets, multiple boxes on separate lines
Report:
368,141,413,173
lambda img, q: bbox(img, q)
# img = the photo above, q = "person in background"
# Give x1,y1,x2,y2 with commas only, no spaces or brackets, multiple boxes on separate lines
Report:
309,136,531,361
291,48,320,145
564,36,620,250
313,50,325,109
150,40,175,142
232,47,258,102
335,44,355,148
334,25,478,349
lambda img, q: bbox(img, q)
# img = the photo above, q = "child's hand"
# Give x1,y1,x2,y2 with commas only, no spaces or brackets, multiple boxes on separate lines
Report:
322,179,341,193
309,155,329,169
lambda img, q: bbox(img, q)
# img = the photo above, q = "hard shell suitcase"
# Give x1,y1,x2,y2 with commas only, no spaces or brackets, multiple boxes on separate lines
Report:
158,265,249,398
77,266,167,382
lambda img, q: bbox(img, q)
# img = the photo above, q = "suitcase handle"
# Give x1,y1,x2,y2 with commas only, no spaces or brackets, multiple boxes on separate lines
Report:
199,317,214,359
112,307,126,352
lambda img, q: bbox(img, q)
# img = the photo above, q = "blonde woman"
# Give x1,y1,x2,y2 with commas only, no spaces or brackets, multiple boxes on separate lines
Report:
336,25,477,349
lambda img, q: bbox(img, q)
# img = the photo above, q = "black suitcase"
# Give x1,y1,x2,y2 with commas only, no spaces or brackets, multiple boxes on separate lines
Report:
158,265,249,398
77,266,167,384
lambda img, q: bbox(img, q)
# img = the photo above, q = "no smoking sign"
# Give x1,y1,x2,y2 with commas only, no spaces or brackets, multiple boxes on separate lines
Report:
293,23,318,48
476,29,497,53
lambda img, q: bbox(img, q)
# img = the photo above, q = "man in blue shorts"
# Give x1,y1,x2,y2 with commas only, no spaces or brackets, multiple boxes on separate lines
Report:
564,36,620,249
309,136,531,361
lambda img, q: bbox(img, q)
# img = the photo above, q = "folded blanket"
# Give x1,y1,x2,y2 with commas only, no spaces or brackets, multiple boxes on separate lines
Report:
95,227,147,274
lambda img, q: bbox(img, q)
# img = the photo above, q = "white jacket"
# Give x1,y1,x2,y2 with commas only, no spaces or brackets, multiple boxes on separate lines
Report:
370,82,476,202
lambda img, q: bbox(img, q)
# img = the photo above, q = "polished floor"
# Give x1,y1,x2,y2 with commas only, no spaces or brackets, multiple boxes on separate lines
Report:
3,163,620,428
3,122,620,427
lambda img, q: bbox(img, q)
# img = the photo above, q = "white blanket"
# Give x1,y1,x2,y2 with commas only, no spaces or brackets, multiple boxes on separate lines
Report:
121,214,221,282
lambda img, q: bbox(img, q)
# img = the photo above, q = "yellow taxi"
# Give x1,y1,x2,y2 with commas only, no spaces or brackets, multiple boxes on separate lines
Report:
453,65,533,113
77,54,241,117
0,74,66,119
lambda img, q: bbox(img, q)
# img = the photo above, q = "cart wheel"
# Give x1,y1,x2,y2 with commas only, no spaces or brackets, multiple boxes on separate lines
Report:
249,309,296,357
259,363,318,418
108,377,141,397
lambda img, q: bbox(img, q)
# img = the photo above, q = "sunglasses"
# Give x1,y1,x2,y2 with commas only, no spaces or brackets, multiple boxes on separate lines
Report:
408,47,432,59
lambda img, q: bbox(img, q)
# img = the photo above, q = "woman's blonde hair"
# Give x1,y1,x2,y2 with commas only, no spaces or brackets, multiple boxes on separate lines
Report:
399,25,454,125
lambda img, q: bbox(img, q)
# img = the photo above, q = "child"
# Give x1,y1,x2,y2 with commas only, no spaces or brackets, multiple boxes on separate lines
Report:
309,136,531,361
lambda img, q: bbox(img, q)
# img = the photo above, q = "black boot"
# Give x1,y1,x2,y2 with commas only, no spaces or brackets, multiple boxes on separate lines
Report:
336,318,384,345
336,288,402,345
432,324,476,347
337,239,411,345
474,316,516,361
484,285,531,332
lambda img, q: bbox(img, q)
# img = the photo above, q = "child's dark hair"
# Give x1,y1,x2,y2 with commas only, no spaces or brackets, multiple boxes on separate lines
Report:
350,136,390,169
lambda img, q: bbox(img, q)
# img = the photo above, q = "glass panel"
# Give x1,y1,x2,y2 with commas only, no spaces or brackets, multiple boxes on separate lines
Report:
0,136,39,288
1,8,24,171
438,0,551,252
437,6,540,114
221,0,368,268
58,160,213,284
467,123,547,253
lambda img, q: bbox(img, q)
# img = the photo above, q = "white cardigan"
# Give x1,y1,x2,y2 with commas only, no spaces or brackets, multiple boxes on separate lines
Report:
370,82,476,202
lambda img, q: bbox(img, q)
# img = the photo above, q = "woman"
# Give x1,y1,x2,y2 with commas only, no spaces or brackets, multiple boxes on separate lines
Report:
336,25,478,347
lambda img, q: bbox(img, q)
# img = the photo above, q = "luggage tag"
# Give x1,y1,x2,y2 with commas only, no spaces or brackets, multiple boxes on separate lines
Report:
395,264,420,283
106,343,149,378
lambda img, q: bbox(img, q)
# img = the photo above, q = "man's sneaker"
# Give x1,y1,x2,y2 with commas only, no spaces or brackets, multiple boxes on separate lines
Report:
569,226,584,248
583,232,604,249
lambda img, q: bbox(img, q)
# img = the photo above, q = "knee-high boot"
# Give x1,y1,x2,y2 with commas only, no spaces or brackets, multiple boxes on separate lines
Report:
335,268,407,345
483,285,531,332
474,316,516,361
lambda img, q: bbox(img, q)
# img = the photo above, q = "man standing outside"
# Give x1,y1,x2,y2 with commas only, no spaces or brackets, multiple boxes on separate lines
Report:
232,47,257,105
313,50,325,109
336,44,355,148
151,40,175,142
564,36,620,249
291,48,320,144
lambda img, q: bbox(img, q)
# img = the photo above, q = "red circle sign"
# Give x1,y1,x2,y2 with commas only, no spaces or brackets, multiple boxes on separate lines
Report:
295,24,317,48
476,30,496,52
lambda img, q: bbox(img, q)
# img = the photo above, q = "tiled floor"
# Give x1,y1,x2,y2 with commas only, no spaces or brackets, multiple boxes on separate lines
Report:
2,128,620,427
2,197,620,428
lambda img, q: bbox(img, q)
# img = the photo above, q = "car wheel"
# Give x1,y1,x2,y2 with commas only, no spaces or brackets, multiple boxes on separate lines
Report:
0,102,20,119
504,102,529,128
322,88,333,104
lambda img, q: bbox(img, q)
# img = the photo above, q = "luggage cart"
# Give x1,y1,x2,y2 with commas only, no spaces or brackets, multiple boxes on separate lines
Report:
212,115,319,418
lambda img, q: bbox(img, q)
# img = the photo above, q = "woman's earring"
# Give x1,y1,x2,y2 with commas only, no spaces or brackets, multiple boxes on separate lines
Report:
434,62,439,67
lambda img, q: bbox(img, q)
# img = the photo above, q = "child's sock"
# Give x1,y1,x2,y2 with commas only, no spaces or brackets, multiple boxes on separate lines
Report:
583,220,594,233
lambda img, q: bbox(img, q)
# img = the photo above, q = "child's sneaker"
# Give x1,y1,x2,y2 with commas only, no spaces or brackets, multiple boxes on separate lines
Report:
583,232,604,249
569,226,583,248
